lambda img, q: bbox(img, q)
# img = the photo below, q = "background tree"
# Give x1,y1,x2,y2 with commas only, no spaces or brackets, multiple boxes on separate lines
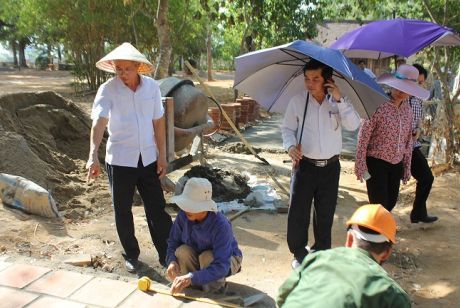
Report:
0,0,32,68
27,0,153,90
2,0,323,88
167,0,208,74
421,0,460,164
153,0,172,79
222,0,323,54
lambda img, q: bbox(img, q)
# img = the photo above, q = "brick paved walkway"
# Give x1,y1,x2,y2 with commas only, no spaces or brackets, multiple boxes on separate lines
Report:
0,260,218,307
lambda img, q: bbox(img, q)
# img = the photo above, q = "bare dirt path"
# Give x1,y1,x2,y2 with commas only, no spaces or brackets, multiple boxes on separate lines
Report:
0,70,459,307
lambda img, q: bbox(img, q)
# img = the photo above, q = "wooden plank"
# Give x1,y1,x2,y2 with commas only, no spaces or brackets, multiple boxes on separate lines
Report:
164,97,175,162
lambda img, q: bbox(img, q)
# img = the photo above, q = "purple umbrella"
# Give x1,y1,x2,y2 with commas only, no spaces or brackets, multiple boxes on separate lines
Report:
330,19,460,59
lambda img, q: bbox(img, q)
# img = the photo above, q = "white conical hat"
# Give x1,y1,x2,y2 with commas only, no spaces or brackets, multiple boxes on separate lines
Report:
96,42,153,74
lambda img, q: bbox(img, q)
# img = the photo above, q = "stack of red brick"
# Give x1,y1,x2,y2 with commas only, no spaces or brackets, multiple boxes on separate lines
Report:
206,97,260,133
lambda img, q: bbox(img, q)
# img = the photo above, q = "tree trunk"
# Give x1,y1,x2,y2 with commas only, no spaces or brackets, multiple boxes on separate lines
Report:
154,0,172,80
57,45,62,64
47,44,53,66
11,40,18,67
433,53,458,165
206,24,213,81
47,44,52,58
18,38,28,68
444,100,457,164
168,54,176,75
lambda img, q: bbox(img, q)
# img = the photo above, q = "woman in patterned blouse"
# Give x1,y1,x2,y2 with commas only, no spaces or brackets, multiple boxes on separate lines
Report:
355,64,430,212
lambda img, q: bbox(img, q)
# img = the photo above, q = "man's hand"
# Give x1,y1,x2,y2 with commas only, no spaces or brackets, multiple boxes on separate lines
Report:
86,159,101,182
402,173,411,185
87,117,108,183
324,78,342,102
157,155,168,179
412,127,421,140
170,274,192,294
166,261,180,281
288,144,302,167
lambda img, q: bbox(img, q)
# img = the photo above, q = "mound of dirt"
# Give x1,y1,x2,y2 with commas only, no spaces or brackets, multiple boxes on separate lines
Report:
182,165,251,202
0,91,105,210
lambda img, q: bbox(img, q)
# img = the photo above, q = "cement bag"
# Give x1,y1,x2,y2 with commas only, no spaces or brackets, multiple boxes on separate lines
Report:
0,173,59,218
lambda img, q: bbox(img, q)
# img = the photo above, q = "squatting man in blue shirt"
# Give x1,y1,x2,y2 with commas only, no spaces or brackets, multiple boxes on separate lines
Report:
166,177,243,294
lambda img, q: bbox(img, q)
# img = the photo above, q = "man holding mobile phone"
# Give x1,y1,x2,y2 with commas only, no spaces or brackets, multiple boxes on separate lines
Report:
281,59,361,269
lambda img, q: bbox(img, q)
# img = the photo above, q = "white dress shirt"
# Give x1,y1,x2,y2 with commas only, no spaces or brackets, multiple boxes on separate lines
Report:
281,90,360,159
91,75,164,167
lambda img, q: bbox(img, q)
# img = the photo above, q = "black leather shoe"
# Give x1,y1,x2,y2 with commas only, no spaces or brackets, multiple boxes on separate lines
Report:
411,216,438,223
125,259,139,273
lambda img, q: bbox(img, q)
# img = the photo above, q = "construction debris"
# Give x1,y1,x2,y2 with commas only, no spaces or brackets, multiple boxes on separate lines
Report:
0,173,59,218
64,254,92,267
180,165,251,202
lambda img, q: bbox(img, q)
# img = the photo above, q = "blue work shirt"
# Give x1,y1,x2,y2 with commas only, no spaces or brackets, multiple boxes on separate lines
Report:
166,211,242,285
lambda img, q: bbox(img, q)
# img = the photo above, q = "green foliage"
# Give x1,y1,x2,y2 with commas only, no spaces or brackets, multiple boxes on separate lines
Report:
320,0,424,21
222,0,323,53
168,0,208,63
0,0,34,66
215,25,244,63
2,0,326,75
35,53,50,69
17,0,159,89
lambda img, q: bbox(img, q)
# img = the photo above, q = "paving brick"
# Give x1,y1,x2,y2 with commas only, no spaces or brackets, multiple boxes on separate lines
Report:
119,289,183,308
0,264,50,288
0,286,38,308
25,270,93,298
0,261,11,272
26,296,86,308
69,277,137,307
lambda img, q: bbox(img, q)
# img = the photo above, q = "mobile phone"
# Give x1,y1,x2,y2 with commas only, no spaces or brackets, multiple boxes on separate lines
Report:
363,171,371,181
324,79,333,95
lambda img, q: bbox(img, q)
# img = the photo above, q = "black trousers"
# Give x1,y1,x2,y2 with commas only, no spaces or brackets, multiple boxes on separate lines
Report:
106,157,172,263
410,147,434,219
366,157,403,212
287,158,340,263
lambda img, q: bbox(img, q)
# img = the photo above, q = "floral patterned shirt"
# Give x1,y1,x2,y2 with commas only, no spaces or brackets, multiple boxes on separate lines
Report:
355,100,413,181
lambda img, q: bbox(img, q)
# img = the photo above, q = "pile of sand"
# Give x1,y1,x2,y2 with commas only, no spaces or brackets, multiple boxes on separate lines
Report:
0,91,104,209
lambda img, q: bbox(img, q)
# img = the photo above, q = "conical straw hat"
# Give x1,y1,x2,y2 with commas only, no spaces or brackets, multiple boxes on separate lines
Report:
96,42,153,74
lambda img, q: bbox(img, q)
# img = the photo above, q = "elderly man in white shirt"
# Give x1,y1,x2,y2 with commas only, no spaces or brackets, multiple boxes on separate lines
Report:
86,43,172,273
282,59,360,269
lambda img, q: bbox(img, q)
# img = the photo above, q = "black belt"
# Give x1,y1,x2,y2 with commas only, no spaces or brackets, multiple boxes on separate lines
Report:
302,155,339,167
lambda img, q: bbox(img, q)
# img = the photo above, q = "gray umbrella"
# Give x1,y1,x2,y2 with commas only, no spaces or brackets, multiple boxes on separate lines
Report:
234,40,388,119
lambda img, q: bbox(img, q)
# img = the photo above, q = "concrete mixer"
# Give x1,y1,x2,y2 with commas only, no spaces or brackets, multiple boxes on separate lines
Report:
158,77,214,173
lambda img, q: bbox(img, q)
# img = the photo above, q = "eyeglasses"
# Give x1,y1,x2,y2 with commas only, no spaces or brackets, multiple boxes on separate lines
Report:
114,66,138,75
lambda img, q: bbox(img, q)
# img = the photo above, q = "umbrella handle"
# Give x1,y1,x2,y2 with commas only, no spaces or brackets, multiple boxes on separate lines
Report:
292,144,301,169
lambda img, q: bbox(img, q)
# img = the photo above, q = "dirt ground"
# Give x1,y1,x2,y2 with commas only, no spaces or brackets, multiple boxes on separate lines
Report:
0,69,459,307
